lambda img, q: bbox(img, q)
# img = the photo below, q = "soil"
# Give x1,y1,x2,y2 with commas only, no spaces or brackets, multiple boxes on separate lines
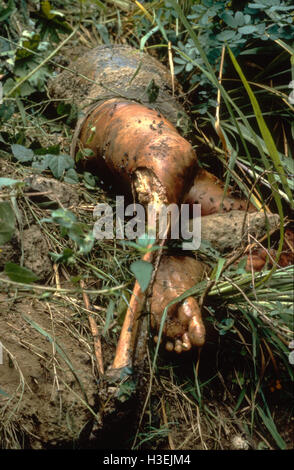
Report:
0,293,98,449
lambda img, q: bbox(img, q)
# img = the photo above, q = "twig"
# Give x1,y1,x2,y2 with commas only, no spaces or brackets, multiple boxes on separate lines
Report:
80,280,104,376
168,41,175,97
0,276,127,295
161,396,175,450
53,263,61,291
215,45,229,161
47,303,61,403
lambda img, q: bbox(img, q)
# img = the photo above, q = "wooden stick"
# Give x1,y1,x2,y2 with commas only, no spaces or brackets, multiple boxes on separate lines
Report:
80,280,104,376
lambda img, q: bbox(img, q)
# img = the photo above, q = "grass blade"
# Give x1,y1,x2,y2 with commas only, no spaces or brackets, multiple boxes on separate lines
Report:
227,46,293,210
257,405,286,450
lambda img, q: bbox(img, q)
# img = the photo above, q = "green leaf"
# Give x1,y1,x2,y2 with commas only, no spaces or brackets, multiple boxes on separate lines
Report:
83,172,97,188
0,178,22,188
117,377,137,402
216,30,236,41
91,0,107,12
4,262,39,284
19,81,35,97
0,102,15,122
0,0,15,21
49,208,76,228
3,79,18,97
0,201,15,244
69,224,94,254
140,25,159,51
48,154,74,179
220,318,234,331
234,388,246,412
248,3,266,8
130,260,153,293
235,11,245,27
11,144,34,162
31,154,53,171
186,62,194,72
64,168,79,184
221,12,237,28
257,406,286,450
49,248,75,264
212,258,226,282
238,25,257,34
95,24,110,44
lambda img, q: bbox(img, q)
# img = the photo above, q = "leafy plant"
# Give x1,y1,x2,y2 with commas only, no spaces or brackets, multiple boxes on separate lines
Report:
11,144,78,181
121,234,162,292
4,262,38,283
42,208,95,255
130,259,153,293
0,0,72,101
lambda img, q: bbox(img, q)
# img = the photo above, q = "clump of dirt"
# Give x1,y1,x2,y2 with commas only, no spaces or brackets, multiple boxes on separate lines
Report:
23,174,80,209
0,172,82,281
20,226,52,280
0,219,53,282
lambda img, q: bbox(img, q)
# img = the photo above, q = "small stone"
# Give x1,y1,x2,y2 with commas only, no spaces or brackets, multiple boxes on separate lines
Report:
231,435,250,450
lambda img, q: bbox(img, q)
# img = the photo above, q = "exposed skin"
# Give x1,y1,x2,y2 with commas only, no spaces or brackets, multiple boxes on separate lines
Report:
77,98,198,205
245,228,294,271
149,226,293,354
184,168,256,216
184,169,294,272
150,256,209,353
150,180,291,352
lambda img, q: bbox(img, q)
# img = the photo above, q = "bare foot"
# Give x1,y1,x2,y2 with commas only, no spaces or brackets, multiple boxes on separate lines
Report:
149,256,209,353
